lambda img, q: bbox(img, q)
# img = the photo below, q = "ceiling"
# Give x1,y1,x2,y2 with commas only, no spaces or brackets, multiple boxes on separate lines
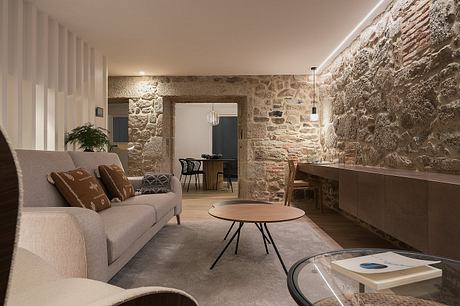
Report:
28,0,385,76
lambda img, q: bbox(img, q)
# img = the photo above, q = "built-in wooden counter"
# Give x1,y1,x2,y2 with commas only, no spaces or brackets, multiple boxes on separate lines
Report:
298,163,460,260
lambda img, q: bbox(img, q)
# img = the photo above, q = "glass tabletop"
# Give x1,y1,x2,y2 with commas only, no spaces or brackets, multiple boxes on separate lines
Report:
287,249,460,306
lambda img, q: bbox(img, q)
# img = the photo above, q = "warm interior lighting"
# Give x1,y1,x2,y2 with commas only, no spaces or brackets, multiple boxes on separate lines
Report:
207,104,220,126
318,0,387,71
139,71,145,75
310,106,319,122
310,66,319,122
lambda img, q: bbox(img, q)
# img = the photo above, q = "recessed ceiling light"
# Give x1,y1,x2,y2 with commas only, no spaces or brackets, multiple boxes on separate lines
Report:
139,71,145,75
318,0,387,72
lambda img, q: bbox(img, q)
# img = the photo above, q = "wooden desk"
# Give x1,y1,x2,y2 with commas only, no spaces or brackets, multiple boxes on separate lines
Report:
298,163,460,260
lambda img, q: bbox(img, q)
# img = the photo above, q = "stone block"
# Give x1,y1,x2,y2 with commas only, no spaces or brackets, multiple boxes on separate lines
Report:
268,110,283,117
143,137,163,160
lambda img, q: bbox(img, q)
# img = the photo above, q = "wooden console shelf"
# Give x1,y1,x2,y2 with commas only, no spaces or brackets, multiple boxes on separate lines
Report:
298,163,460,260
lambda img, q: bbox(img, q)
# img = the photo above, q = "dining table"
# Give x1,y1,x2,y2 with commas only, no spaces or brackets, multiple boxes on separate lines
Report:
190,158,236,190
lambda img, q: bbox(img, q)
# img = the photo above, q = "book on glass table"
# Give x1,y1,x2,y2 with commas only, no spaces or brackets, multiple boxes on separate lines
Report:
331,252,442,291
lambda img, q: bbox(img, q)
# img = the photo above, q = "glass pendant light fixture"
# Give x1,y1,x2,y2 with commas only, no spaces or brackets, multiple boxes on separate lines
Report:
207,103,220,126
310,66,319,122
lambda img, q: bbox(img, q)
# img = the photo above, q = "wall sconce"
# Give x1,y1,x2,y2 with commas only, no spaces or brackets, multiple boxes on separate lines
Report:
95,107,104,118
310,66,319,122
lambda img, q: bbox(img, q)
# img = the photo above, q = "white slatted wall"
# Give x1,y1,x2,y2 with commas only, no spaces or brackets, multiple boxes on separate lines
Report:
0,0,107,150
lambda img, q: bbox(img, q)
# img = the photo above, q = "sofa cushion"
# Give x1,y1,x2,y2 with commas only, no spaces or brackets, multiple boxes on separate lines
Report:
121,193,177,222
15,150,76,207
98,164,135,201
99,205,155,263
140,173,172,194
50,168,111,212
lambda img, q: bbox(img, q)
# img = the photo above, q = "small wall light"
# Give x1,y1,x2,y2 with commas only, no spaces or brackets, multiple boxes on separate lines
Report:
95,107,104,118
310,66,319,122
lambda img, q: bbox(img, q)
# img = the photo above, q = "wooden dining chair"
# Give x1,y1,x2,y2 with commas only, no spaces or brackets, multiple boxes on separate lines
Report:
284,160,322,211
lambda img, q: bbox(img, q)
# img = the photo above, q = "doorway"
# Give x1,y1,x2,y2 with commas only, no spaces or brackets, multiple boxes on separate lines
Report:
173,102,238,193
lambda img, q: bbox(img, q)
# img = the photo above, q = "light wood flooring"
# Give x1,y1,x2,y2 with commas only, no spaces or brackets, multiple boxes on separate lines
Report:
175,184,397,250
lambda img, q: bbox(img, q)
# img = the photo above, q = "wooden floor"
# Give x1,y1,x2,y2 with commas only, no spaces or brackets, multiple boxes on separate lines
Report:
295,200,397,249
178,185,397,250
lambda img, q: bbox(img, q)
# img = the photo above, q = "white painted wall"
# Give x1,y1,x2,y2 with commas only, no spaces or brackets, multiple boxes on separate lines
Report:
174,103,237,178
0,0,108,150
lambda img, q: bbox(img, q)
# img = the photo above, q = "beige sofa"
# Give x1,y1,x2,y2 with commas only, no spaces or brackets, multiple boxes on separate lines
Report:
15,150,182,282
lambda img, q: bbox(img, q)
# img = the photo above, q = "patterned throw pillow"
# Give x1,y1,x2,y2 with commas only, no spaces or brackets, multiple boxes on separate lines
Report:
98,164,135,201
141,173,172,194
50,168,111,212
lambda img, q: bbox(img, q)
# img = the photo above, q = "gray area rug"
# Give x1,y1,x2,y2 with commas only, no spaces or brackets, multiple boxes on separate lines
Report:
110,218,340,305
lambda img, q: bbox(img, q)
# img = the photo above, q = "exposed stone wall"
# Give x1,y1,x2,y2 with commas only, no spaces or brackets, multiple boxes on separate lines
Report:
109,76,320,200
320,0,460,174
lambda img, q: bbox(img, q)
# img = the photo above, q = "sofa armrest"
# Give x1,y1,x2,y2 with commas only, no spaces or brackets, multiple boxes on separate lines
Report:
18,207,108,281
170,176,183,215
88,286,198,306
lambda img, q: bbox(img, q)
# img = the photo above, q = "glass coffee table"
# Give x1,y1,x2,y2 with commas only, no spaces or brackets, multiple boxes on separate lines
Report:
287,249,460,305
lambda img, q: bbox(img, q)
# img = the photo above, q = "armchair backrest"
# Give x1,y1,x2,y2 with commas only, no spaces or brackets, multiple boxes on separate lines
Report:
0,128,20,304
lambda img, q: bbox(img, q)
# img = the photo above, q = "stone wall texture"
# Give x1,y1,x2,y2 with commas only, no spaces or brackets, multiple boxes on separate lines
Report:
108,76,320,201
108,0,460,203
320,0,460,174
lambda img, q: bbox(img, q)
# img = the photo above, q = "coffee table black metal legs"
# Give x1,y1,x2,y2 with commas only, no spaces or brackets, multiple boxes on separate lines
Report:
223,221,235,240
210,222,288,275
210,222,244,270
255,223,269,254
263,223,288,274
235,222,242,254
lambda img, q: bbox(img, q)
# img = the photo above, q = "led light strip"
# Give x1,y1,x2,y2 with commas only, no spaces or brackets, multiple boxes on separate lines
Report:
317,0,387,72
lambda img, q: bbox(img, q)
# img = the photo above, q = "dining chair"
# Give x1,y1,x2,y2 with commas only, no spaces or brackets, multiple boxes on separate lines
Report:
179,159,195,192
216,160,237,192
186,159,207,191
285,160,322,211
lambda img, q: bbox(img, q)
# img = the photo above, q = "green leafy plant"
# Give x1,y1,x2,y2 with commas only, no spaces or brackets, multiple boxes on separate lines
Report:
65,123,110,152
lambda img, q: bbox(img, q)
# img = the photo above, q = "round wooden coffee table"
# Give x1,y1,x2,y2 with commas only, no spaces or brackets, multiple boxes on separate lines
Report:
208,203,305,274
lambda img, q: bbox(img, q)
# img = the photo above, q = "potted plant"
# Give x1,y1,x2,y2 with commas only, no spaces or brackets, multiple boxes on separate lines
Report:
65,123,110,152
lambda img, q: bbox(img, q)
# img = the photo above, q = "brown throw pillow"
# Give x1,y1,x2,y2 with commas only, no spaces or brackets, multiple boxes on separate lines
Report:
98,164,135,201
50,168,111,212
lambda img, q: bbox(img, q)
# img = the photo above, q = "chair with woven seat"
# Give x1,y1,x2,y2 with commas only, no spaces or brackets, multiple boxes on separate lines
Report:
179,158,194,190
284,160,322,211
188,159,207,191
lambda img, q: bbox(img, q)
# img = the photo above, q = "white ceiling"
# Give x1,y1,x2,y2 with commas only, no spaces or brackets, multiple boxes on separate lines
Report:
28,0,385,76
